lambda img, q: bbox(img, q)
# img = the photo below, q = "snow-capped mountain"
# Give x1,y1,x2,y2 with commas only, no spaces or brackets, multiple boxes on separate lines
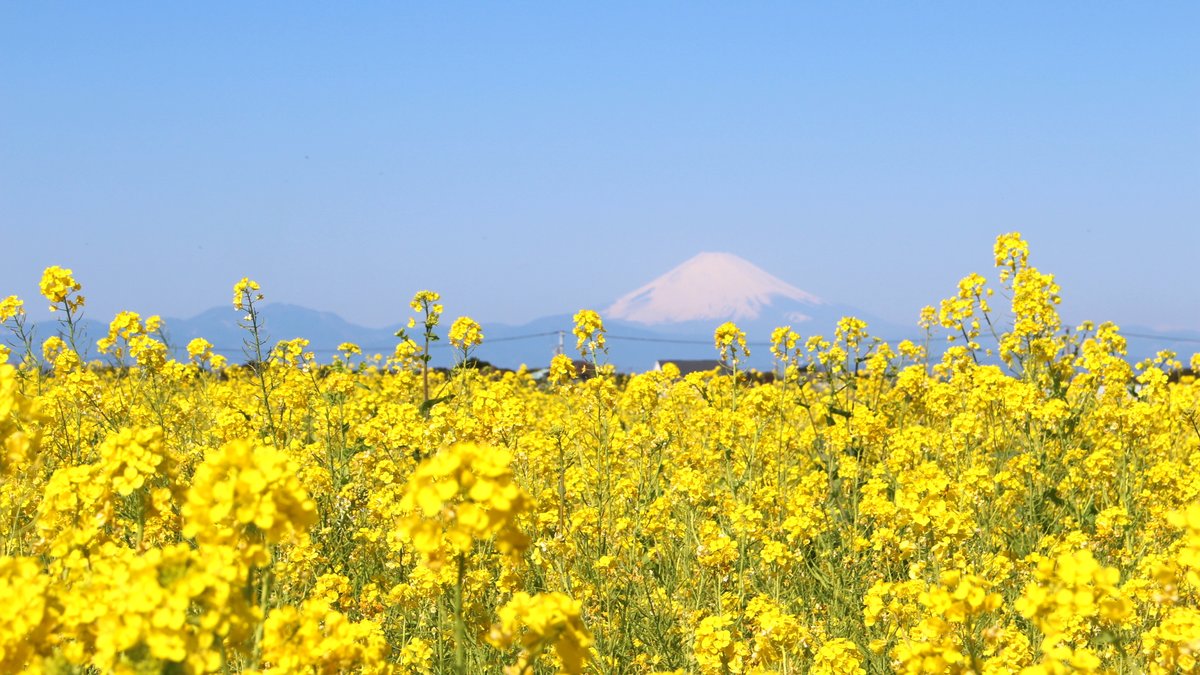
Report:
588,252,917,368
602,251,888,340
606,252,824,325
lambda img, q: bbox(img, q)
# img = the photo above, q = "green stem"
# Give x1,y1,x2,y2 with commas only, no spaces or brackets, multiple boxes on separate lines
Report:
422,332,431,403
253,549,273,665
243,296,279,444
454,554,467,675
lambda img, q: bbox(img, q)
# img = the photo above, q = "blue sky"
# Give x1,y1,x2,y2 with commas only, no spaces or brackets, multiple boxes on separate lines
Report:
2,3,1197,332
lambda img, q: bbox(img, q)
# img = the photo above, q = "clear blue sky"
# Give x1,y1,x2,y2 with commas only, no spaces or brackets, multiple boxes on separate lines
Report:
3,3,1197,332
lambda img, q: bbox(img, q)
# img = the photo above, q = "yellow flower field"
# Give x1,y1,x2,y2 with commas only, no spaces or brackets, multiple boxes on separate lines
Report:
2,234,1199,674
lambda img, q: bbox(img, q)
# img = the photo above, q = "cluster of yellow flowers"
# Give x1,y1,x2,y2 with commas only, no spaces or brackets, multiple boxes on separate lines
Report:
397,441,531,568
692,614,748,674
449,316,485,352
0,295,23,322
39,265,84,311
714,322,749,367
1014,549,1132,673
489,591,594,674
187,336,225,368
232,277,263,312
181,439,318,551
572,309,606,357
1,234,1199,673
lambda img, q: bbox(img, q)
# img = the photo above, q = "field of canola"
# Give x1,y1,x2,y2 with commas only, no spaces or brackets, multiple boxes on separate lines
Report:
2,233,1200,674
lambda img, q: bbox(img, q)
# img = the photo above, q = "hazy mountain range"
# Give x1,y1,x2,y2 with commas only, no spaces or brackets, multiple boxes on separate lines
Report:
24,253,1200,372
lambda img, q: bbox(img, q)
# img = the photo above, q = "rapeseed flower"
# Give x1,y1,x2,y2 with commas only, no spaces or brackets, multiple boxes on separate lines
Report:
398,442,531,567
39,265,84,311
232,277,262,311
573,309,606,358
693,614,747,674
186,337,215,364
448,316,484,351
182,438,317,550
714,321,749,365
0,295,24,323
489,591,593,674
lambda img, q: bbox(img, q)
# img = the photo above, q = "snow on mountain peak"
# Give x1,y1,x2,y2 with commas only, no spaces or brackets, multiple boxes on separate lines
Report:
605,252,823,325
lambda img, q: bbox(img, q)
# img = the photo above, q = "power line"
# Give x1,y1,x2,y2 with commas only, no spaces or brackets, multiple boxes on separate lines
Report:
1122,331,1200,345
606,334,720,346
198,330,564,354
37,325,1200,357
605,332,947,348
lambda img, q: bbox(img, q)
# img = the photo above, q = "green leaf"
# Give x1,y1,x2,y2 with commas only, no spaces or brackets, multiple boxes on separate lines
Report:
419,394,456,419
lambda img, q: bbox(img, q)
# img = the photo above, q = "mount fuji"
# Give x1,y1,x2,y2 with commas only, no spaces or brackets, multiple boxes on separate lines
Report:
468,252,918,371
600,252,910,345
606,252,824,326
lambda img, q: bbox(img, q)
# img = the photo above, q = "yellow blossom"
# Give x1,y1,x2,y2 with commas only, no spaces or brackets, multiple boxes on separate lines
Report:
573,309,606,358
397,442,531,568
0,296,24,323
489,591,593,675
714,321,749,365
39,265,84,311
448,316,484,351
232,277,262,311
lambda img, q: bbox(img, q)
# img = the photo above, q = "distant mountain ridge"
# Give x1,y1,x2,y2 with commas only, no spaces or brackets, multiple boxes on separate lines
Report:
23,306,1200,374
18,252,1200,372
